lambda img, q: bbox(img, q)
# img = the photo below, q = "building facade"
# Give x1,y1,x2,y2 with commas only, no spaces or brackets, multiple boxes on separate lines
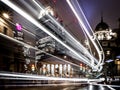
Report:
94,17,120,76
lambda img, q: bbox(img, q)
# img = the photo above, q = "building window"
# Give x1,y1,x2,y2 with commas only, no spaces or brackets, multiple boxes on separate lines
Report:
106,50,110,55
102,41,108,46
3,27,7,35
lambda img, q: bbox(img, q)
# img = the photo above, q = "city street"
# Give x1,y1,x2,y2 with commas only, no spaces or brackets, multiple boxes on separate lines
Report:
0,72,119,90
0,0,120,90
1,83,118,90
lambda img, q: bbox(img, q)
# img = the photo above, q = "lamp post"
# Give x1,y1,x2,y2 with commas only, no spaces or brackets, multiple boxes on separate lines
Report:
2,13,10,19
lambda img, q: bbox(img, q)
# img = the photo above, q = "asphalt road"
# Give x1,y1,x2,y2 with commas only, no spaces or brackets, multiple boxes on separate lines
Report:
1,84,117,90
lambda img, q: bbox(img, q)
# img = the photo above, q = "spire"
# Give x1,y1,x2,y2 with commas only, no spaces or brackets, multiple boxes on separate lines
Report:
101,12,103,22
95,12,109,31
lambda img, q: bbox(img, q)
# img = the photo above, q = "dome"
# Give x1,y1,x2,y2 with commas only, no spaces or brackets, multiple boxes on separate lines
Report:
95,17,109,31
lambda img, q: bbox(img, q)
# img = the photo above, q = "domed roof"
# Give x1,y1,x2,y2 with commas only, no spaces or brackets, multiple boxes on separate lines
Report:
95,17,109,31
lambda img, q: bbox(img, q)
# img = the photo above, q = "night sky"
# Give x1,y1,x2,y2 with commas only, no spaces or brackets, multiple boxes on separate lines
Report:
50,0,120,40
79,0,120,29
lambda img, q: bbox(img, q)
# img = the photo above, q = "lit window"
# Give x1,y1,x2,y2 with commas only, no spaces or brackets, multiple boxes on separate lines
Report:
106,50,110,55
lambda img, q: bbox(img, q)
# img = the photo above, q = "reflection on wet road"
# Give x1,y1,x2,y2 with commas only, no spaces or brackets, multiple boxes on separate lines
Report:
1,84,117,90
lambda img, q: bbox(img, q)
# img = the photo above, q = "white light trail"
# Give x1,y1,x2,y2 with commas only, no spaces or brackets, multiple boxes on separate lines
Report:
75,0,104,69
32,0,86,52
107,85,116,90
1,0,97,69
1,14,81,68
0,33,37,50
89,84,94,90
1,15,37,38
66,0,104,71
32,0,100,69
0,32,84,69
0,72,105,82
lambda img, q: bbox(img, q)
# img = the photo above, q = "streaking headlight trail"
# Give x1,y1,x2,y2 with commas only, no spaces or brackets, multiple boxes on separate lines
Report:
0,72,105,82
1,0,96,70
66,0,105,71
1,0,104,71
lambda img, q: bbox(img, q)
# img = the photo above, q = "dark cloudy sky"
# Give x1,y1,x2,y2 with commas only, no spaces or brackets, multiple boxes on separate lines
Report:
79,0,120,29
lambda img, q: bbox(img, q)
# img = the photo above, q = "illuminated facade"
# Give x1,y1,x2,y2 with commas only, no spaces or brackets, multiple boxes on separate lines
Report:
95,17,117,41
95,17,120,76
0,7,25,72
39,64,73,77
0,17,14,37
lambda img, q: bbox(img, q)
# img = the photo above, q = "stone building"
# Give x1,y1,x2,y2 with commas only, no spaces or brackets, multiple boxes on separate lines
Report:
94,17,120,76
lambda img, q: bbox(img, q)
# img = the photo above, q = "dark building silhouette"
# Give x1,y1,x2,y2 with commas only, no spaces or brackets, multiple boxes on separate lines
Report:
95,16,120,76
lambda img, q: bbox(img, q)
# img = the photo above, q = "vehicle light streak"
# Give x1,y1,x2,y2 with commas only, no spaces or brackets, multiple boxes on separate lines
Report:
32,0,100,69
32,0,98,59
89,84,93,90
0,33,37,50
0,15,82,69
32,0,85,52
66,0,104,70
32,0,104,69
79,22,98,66
0,72,104,82
0,32,84,69
0,15,37,38
1,0,97,70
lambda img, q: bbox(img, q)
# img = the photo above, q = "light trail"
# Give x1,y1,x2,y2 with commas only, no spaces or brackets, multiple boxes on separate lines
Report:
32,0,105,70
0,33,37,50
66,0,105,70
1,0,98,70
0,72,104,82
0,15,37,38
0,15,82,68
32,0,100,69
0,32,83,69
0,73,118,89
89,84,94,90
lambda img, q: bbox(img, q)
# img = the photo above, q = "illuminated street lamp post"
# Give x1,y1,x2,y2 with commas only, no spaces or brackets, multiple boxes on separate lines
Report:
2,13,10,19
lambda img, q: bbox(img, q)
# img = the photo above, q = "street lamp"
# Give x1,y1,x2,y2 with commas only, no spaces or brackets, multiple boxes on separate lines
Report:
2,13,9,19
